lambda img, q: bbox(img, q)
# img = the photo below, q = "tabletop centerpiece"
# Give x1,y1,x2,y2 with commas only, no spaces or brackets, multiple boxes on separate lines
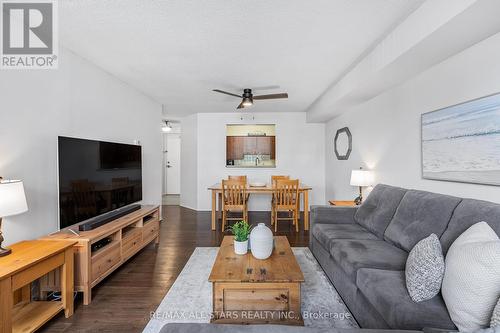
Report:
230,220,251,255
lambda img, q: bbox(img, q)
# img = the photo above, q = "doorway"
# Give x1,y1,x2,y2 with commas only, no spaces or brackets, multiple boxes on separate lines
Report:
163,131,181,205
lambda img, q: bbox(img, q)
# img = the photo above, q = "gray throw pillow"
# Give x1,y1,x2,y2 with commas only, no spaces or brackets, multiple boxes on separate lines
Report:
405,233,445,303
492,297,500,328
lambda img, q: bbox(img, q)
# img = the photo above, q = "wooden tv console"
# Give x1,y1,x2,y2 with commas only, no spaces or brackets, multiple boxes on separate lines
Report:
40,205,160,305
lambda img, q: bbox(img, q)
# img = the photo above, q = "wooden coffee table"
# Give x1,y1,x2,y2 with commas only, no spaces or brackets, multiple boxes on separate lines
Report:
208,236,304,325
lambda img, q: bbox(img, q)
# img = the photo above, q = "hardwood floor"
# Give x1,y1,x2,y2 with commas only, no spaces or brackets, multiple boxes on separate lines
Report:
41,206,310,332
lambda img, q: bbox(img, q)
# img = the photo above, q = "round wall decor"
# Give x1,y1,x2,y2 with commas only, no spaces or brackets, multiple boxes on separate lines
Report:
334,127,352,160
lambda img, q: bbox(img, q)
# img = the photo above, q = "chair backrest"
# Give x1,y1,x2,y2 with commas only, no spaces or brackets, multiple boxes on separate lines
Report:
271,175,290,187
228,175,247,183
222,179,247,208
275,179,299,208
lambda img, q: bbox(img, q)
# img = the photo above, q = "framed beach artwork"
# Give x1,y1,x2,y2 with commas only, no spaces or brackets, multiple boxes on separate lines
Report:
421,93,500,186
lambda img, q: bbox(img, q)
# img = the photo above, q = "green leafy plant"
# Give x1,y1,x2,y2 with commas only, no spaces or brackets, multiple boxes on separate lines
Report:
231,220,251,242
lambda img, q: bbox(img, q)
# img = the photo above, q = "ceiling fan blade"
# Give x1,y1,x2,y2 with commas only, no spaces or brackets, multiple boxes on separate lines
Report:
213,89,242,98
250,85,281,91
253,93,288,100
237,102,245,109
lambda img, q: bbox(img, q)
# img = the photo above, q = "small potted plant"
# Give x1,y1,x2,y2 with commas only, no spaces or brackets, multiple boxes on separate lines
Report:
230,220,251,255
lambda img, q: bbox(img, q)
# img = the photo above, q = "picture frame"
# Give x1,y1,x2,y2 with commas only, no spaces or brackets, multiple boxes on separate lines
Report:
421,92,500,186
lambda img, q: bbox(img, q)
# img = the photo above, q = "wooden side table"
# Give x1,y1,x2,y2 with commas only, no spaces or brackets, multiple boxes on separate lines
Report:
0,240,76,333
328,200,357,207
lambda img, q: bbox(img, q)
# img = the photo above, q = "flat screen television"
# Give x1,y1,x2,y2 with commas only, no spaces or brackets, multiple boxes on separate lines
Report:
58,136,142,229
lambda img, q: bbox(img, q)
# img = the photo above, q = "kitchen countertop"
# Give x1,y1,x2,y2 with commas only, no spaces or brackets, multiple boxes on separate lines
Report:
226,165,276,168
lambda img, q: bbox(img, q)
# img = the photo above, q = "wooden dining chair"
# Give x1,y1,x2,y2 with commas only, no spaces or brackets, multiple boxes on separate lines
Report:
271,175,290,226
228,175,249,202
221,179,248,232
273,179,300,233
228,175,247,182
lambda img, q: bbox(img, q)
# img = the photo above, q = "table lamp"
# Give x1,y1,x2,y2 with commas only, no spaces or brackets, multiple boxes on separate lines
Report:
350,168,374,205
0,179,28,256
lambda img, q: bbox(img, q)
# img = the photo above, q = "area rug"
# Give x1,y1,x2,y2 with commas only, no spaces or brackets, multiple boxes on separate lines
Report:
143,247,358,333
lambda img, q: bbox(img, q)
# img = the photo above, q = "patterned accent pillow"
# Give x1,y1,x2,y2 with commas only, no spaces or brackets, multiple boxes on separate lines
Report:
492,297,500,328
442,222,500,332
465,327,500,333
405,233,445,303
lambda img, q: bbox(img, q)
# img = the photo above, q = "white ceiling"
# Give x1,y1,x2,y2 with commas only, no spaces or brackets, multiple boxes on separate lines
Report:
60,0,424,117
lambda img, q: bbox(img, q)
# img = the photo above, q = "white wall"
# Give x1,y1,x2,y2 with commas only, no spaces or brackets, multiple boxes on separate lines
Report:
181,112,325,211
325,32,500,203
0,48,162,245
180,114,198,209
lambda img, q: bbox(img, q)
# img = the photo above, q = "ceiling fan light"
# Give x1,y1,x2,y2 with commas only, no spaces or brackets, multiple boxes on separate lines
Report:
162,121,172,132
242,97,253,107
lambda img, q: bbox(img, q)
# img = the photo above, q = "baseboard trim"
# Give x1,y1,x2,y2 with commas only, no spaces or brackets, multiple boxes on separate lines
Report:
178,207,276,213
179,204,198,211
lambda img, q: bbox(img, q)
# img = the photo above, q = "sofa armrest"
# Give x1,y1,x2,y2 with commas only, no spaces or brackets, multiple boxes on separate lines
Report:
310,205,358,228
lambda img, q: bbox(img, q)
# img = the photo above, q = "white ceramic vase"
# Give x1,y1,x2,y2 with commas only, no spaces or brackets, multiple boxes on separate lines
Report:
249,223,274,260
234,239,248,255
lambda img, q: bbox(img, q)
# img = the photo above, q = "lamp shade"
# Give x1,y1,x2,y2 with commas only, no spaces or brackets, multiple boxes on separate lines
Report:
0,180,28,217
350,170,374,187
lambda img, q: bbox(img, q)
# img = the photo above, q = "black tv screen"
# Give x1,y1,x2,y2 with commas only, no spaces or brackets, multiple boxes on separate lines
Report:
58,136,142,229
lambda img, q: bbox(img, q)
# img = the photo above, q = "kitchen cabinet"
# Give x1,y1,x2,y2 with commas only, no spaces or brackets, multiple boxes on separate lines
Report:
226,136,245,160
270,136,276,159
256,136,275,158
256,137,269,155
226,136,276,161
244,137,256,154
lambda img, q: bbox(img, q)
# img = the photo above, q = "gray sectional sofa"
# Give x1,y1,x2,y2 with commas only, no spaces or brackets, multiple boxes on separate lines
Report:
159,184,500,333
159,323,421,333
310,184,500,330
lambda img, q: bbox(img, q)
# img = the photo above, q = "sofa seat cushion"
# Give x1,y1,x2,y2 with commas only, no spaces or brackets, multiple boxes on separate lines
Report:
356,268,456,330
329,239,407,283
384,190,462,251
312,224,379,249
355,184,407,238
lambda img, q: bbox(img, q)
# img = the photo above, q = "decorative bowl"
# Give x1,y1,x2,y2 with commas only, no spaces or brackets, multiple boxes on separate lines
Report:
249,182,267,187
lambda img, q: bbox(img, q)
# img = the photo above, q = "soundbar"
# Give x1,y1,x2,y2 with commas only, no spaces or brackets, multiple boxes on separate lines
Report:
79,204,141,231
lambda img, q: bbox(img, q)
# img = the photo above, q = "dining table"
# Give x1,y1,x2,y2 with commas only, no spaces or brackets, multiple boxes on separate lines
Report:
207,183,312,231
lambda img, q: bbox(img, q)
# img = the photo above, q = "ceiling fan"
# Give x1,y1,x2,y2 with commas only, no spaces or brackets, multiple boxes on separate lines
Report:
213,88,288,109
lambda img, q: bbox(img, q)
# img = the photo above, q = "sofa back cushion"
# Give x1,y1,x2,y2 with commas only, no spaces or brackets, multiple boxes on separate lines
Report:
440,199,500,254
384,190,461,251
354,184,407,238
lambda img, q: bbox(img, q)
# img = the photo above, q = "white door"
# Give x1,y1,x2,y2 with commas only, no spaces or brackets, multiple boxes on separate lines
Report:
166,134,181,194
